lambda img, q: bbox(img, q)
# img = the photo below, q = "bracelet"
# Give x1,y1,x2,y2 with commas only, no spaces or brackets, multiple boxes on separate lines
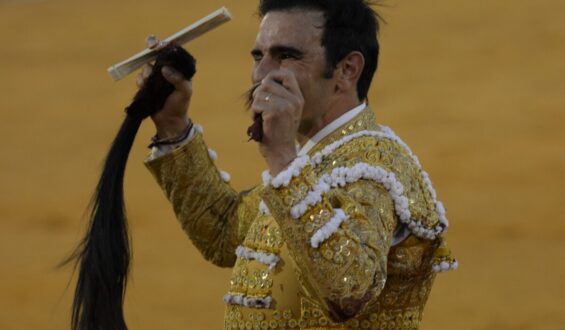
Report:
148,120,194,148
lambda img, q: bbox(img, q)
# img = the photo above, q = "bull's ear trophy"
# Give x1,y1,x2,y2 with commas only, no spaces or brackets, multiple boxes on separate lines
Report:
65,7,231,330
70,44,196,330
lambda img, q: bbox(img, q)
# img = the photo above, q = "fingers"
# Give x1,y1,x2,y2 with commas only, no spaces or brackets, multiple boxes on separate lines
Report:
137,34,164,88
136,63,153,88
256,69,303,106
136,74,144,88
162,66,192,96
136,64,190,93
250,69,303,118
262,69,301,97
139,35,190,96
250,88,273,119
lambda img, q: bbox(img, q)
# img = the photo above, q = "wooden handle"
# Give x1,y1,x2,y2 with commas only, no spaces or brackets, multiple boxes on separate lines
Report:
107,7,232,81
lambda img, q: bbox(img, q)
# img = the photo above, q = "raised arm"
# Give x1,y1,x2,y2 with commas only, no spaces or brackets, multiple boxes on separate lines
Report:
145,131,258,267
140,37,255,266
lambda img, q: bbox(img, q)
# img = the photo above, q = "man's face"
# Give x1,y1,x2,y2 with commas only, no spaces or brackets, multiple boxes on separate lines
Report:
251,10,336,134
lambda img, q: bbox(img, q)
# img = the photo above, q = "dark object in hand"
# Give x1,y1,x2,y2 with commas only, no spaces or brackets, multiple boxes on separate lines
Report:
126,43,197,119
245,83,263,142
247,113,263,142
68,43,196,330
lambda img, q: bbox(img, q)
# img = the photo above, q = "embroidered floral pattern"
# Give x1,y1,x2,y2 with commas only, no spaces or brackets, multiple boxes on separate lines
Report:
307,128,450,238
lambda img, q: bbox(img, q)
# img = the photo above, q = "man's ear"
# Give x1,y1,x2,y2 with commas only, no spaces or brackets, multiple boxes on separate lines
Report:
334,51,365,95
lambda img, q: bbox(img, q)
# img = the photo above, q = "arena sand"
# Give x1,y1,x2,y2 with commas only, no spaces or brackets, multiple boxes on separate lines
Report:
0,0,563,329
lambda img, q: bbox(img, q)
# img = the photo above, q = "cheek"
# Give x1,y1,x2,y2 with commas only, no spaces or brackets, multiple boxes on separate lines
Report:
280,63,301,78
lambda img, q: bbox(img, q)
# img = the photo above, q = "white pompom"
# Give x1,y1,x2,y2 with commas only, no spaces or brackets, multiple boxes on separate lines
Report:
207,148,218,161
220,170,231,182
440,261,450,271
261,170,272,186
259,200,271,216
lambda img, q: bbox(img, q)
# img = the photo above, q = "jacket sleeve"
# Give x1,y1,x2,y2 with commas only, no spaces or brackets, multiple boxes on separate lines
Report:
145,131,257,267
260,155,398,322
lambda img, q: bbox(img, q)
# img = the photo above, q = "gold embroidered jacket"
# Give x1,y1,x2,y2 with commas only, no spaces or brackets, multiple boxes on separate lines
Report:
146,108,456,329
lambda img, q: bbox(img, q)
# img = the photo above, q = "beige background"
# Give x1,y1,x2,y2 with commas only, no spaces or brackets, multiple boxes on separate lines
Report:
1,0,563,329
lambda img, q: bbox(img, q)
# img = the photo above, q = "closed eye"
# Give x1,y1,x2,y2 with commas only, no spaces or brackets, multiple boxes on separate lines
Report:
272,46,303,61
279,51,299,60
250,46,304,63
251,49,263,62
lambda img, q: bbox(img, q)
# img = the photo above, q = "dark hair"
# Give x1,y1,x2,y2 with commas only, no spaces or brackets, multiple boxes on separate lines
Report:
66,44,196,330
259,0,381,101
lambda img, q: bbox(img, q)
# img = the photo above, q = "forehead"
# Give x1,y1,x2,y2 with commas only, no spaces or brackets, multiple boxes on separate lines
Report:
256,10,325,48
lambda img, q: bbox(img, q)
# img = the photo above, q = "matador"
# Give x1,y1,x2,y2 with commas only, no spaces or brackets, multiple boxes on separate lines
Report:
142,1,457,329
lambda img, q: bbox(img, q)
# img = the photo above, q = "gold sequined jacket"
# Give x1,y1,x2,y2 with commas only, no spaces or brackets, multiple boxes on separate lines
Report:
146,108,456,329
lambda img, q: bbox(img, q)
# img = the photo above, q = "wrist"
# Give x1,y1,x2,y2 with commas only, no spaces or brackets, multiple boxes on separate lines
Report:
153,116,190,139
149,120,193,149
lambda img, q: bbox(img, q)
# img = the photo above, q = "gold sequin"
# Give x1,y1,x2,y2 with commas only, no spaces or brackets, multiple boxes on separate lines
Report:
148,108,450,330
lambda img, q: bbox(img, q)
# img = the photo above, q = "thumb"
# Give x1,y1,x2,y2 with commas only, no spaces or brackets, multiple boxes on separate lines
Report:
162,66,191,94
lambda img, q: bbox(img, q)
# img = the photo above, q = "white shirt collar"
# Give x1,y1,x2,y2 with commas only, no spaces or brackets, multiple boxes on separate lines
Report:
298,102,367,156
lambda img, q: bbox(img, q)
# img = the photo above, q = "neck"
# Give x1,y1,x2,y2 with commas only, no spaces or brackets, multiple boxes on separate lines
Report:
296,96,363,147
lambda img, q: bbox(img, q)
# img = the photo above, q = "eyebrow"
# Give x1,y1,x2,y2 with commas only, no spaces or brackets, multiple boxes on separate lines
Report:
251,45,305,59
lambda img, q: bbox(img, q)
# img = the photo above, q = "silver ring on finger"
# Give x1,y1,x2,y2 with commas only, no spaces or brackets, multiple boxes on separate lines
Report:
265,93,272,103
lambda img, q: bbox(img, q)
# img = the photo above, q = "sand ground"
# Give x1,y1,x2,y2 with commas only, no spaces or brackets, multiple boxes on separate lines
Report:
0,0,563,329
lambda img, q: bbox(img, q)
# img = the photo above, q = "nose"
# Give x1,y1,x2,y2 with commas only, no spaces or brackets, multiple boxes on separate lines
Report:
252,56,280,83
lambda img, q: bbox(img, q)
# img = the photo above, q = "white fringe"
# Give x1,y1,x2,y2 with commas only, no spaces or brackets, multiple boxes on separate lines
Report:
310,209,348,248
207,148,218,161
309,128,449,235
291,163,408,220
223,293,273,309
194,123,204,134
262,155,310,188
432,259,458,273
378,126,449,232
235,245,279,271
261,170,272,186
290,177,331,219
292,163,442,239
259,200,271,216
